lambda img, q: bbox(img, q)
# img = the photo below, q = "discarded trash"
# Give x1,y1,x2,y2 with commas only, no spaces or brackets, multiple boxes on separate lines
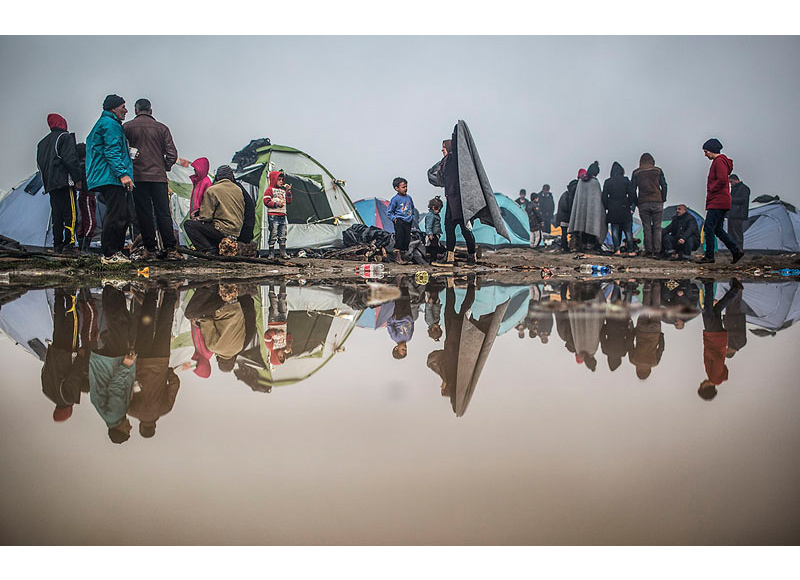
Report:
357,263,385,279
540,267,554,280
578,264,611,276
666,279,680,291
415,271,429,285
137,267,150,278
767,268,800,276
297,250,307,258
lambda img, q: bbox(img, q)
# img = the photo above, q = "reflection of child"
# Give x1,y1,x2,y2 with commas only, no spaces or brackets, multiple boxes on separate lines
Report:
425,196,443,263
264,283,292,365
698,279,742,401
263,170,293,259
388,288,414,359
425,286,442,342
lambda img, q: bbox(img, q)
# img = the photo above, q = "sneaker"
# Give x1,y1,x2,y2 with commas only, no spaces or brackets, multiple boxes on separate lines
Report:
101,278,129,291
163,249,183,261
731,250,745,264
101,252,132,265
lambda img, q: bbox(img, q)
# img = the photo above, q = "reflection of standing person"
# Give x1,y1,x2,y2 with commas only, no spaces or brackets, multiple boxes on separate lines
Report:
727,174,750,252
424,280,444,342
629,281,664,380
41,289,84,422
723,281,747,359
90,285,137,444
698,139,744,264
185,284,247,373
631,153,667,258
264,283,292,366
698,279,743,400
601,309,634,372
388,286,415,359
128,288,179,439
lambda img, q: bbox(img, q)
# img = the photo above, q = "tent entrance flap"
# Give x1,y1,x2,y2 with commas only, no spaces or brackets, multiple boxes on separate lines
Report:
285,173,333,224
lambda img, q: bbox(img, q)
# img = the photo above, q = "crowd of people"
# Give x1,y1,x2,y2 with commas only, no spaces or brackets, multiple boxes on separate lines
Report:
35,96,751,266
514,141,751,263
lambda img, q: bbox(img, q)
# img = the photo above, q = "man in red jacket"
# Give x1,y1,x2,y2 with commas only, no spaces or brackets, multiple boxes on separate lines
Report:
698,138,744,264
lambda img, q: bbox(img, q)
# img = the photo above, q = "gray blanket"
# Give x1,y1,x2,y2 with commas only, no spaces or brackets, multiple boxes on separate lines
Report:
569,177,607,240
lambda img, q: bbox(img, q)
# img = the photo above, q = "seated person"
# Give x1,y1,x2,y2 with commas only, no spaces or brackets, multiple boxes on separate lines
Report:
662,204,700,260
184,165,244,254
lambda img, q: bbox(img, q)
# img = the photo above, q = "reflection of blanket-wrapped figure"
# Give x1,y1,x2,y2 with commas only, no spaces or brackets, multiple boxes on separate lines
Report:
427,281,509,417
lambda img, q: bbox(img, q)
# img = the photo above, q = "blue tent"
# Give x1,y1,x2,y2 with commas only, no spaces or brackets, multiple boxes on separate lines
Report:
419,193,530,248
0,288,54,361
0,172,53,247
354,198,394,233
743,200,800,251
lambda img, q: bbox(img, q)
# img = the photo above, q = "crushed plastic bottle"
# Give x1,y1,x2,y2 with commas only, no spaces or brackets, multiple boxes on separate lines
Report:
578,264,611,277
779,269,800,276
357,263,385,279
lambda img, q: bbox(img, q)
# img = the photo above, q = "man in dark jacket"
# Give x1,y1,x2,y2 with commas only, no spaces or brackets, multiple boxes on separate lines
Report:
662,204,700,260
538,184,555,234
698,138,744,264
515,189,529,211
36,114,83,254
602,162,637,255
556,177,579,252
727,174,750,251
123,99,180,261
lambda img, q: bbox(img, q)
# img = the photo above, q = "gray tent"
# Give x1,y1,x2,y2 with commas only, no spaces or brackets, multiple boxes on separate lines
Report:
0,289,54,361
716,281,800,332
743,200,800,251
0,172,52,247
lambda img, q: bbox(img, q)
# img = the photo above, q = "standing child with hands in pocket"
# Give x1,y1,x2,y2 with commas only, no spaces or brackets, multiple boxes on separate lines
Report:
387,177,415,265
263,170,293,259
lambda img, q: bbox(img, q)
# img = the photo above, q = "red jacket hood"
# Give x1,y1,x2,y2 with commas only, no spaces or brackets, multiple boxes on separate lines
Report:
191,157,210,181
47,113,67,131
716,154,733,174
266,170,283,191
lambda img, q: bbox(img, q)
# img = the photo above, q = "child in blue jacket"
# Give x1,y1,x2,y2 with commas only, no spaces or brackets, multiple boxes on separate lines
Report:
387,177,415,265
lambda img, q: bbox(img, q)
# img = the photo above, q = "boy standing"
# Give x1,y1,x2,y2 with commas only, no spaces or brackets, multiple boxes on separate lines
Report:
263,170,293,259
387,177,415,265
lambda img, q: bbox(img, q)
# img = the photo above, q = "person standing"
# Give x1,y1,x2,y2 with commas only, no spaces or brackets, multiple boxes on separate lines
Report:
526,191,544,248
515,189,529,211
36,113,83,254
387,177,415,265
727,174,751,252
86,94,135,264
556,174,580,252
262,170,293,259
698,139,744,264
568,161,606,252
631,153,667,258
602,162,637,256
123,99,180,261
538,184,555,234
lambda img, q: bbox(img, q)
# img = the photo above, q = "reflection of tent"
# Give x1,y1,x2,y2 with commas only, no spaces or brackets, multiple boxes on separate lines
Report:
420,193,530,248
354,198,394,233
717,281,800,332
441,283,528,336
0,172,53,247
0,289,54,361
743,201,800,251
232,144,363,250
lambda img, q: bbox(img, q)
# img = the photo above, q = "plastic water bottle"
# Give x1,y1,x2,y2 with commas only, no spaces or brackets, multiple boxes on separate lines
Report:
779,269,800,276
579,264,611,276
357,263,385,279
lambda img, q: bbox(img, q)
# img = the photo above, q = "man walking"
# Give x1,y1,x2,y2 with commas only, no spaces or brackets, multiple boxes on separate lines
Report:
86,94,135,264
727,174,751,251
36,113,83,254
698,138,744,264
123,98,181,261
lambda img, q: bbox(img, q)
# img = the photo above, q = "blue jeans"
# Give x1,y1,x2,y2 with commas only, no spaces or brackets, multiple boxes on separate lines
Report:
609,223,634,252
704,209,739,259
268,214,287,247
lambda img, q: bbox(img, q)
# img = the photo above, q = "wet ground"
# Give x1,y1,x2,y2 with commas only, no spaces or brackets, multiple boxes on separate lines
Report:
1,274,799,545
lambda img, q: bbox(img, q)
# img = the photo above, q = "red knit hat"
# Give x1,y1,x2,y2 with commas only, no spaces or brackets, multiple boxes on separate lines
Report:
47,113,68,131
53,405,73,422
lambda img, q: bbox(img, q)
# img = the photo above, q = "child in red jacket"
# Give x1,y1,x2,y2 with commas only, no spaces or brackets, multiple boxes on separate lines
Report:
698,138,744,264
263,170,292,259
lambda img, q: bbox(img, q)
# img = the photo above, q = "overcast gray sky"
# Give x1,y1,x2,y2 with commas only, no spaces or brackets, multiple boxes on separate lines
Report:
1,36,799,210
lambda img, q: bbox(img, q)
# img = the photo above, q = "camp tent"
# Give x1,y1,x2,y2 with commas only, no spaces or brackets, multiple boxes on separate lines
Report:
418,193,530,248
232,144,363,250
743,200,800,251
0,172,53,248
354,198,394,232
0,288,54,361
716,281,800,333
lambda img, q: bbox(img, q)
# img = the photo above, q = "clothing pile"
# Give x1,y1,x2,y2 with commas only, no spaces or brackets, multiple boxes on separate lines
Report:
231,138,271,169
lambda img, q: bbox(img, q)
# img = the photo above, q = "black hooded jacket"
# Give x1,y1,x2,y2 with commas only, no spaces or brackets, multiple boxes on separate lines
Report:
36,129,82,193
662,211,700,247
538,191,555,223
556,179,578,225
602,162,636,224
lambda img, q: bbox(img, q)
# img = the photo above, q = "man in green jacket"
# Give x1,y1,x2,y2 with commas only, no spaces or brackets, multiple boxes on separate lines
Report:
86,94,135,264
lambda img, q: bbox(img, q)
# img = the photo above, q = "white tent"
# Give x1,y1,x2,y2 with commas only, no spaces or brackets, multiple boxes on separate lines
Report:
0,172,52,247
744,200,800,251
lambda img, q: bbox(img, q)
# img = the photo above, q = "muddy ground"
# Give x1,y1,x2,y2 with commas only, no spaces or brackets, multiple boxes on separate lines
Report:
1,246,798,291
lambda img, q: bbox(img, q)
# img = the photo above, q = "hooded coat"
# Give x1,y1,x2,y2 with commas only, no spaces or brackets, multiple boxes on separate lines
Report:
538,190,555,225
556,180,578,225
263,170,293,216
189,158,212,215
729,180,751,220
602,162,636,224
706,154,734,210
428,120,510,241
569,172,607,240
36,114,82,193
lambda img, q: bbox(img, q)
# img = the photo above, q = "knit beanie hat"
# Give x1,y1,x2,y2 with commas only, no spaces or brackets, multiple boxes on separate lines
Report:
214,165,235,183
702,138,723,154
103,94,125,111
47,113,67,131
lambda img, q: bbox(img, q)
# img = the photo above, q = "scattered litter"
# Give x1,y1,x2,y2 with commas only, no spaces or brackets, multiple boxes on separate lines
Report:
297,250,307,258
578,264,611,276
137,267,150,278
415,271,429,285
666,279,680,291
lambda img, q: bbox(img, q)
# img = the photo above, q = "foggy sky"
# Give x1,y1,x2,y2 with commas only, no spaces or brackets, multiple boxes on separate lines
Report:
1,36,798,210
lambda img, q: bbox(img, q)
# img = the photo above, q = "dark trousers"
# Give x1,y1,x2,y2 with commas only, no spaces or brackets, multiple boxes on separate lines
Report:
135,289,177,358
96,286,134,357
49,186,77,249
394,219,412,251
184,219,224,253
426,235,441,261
727,218,745,251
53,288,78,351
638,202,664,254
662,232,699,256
704,209,740,259
133,181,176,252
609,223,634,252
702,281,739,332
444,214,476,253
97,185,130,257
77,190,97,241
